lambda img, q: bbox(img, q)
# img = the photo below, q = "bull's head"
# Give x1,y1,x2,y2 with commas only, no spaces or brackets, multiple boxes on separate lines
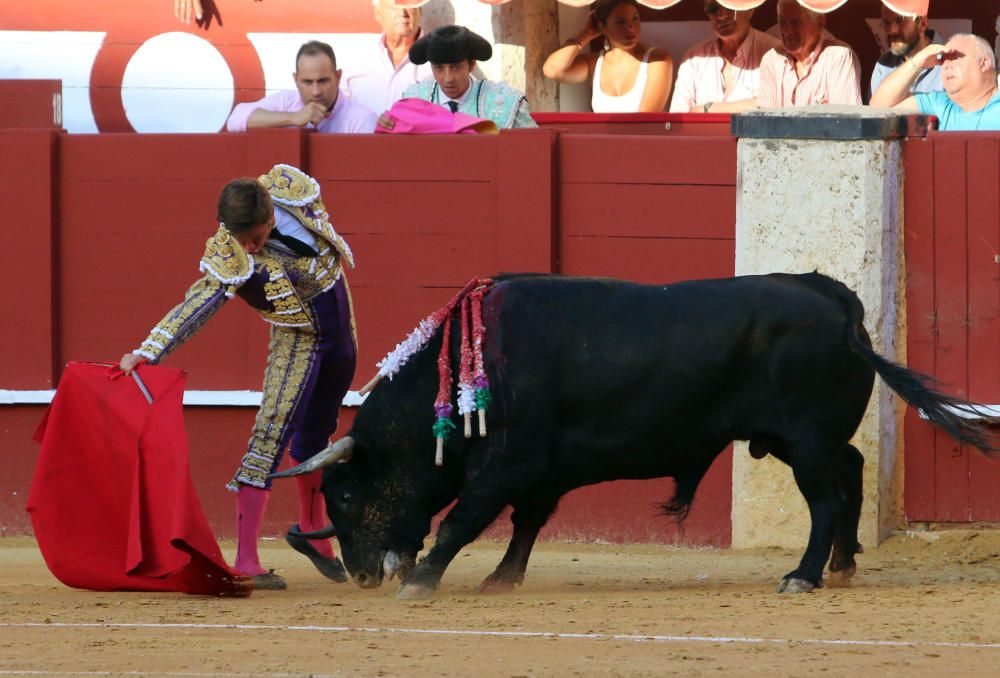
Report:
271,432,457,590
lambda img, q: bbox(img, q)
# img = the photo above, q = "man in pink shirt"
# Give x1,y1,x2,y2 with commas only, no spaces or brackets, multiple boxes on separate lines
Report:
342,0,434,114
757,0,862,108
226,41,377,134
670,0,780,113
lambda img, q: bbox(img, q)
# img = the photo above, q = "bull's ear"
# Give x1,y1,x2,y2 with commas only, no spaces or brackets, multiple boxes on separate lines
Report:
268,436,355,479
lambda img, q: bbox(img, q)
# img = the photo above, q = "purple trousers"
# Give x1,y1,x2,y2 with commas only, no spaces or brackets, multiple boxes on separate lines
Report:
228,281,356,490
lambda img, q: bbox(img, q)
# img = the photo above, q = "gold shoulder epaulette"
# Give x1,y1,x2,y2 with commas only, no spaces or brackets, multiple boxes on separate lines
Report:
200,227,253,286
259,163,320,207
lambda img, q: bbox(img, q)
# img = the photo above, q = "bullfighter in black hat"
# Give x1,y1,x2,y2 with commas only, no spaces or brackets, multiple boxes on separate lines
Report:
400,25,537,129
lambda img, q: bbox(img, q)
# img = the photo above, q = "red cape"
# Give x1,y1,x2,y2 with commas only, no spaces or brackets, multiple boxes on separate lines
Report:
27,362,250,596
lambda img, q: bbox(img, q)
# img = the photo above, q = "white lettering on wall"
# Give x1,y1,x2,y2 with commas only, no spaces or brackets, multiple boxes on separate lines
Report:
0,31,106,132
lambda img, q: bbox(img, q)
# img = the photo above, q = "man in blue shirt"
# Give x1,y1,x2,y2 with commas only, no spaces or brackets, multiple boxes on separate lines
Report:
870,3,943,99
871,33,999,131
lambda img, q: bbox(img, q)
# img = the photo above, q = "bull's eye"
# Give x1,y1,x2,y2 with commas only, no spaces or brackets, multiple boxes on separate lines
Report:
339,491,352,505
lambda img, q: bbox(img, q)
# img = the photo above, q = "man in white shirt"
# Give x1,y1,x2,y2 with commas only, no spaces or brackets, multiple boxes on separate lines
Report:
670,0,779,113
342,0,433,114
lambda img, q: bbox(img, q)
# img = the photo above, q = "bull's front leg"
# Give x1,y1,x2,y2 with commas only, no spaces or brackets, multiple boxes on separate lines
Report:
397,492,508,600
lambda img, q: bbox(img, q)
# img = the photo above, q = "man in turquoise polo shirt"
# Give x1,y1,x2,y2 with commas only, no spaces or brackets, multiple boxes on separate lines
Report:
871,33,999,131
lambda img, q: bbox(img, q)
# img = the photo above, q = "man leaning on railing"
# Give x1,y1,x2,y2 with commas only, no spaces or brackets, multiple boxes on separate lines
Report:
871,33,1000,131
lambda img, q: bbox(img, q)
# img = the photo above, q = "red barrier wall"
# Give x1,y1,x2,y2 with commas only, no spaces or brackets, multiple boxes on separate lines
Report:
550,133,737,545
903,133,1000,523
1,126,736,546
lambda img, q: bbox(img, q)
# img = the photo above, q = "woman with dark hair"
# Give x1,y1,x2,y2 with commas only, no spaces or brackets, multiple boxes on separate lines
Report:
119,164,358,590
542,0,673,112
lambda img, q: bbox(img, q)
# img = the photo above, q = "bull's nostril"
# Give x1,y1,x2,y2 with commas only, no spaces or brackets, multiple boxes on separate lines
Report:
356,573,369,585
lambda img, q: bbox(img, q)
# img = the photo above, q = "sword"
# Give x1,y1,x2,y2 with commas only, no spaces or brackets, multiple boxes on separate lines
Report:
131,371,154,404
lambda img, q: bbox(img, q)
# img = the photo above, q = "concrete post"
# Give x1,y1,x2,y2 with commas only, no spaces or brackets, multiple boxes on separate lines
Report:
730,107,926,551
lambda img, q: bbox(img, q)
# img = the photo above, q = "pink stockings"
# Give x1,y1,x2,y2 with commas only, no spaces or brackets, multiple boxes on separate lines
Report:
234,485,269,576
233,472,335,576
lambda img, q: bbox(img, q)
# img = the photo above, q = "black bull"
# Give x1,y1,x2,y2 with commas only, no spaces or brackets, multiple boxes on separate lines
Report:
272,272,996,599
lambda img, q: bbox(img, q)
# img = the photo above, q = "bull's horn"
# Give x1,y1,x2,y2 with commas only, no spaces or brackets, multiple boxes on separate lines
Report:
268,436,355,479
295,524,338,539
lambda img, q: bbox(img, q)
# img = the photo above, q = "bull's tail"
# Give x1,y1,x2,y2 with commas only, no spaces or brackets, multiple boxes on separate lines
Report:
826,277,1000,457
659,464,713,525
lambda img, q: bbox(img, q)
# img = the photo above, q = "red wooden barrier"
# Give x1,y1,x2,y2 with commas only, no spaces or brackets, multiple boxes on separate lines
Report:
903,133,1000,523
535,112,733,136
12,125,1000,541
0,130,60,389
0,80,61,129
2,128,736,545
552,133,737,546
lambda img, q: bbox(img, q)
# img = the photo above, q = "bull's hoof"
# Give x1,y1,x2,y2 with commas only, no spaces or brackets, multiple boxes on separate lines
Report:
825,564,856,588
776,576,822,593
396,582,436,600
478,577,518,594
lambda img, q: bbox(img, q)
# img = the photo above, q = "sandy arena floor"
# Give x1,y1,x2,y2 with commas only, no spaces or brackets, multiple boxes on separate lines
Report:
4,530,1000,676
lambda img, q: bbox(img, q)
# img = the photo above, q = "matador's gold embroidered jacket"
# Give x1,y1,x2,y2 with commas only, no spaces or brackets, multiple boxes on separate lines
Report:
134,164,355,364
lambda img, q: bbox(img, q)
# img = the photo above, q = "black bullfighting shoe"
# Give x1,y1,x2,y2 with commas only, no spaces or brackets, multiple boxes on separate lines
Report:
250,569,288,590
285,524,349,583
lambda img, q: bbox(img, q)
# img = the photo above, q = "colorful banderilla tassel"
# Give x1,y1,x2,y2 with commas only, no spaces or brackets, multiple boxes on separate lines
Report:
433,313,455,466
457,295,476,438
470,286,491,436
365,277,494,467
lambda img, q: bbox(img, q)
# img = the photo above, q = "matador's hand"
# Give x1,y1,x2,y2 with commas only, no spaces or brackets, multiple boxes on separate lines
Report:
119,354,145,375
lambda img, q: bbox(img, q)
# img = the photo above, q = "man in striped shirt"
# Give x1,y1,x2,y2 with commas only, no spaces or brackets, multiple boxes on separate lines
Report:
757,0,862,108
669,0,779,114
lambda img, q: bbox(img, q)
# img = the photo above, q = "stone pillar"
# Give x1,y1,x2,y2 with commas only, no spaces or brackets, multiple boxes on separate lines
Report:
424,0,559,113
730,107,924,551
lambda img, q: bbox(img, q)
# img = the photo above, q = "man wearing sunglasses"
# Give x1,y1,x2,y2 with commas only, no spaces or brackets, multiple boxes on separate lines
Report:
669,0,779,113
871,33,999,131
870,1,943,100
757,0,862,108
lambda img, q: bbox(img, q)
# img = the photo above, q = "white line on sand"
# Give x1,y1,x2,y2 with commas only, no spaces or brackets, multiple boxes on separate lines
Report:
3,621,1000,651
0,673,329,678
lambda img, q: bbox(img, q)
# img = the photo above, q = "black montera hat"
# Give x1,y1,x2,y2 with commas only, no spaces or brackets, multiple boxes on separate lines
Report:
409,25,493,65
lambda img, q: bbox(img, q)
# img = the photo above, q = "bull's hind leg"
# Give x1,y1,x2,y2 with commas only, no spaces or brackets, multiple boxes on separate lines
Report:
827,443,864,587
778,442,844,593
479,493,562,594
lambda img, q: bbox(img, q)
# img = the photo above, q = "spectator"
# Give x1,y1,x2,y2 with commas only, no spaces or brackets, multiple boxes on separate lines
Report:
392,25,537,129
226,41,377,133
342,0,433,113
870,1,943,98
871,33,1000,131
757,0,862,107
669,0,779,113
542,0,672,113
171,0,225,28
172,0,204,25
120,165,359,590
